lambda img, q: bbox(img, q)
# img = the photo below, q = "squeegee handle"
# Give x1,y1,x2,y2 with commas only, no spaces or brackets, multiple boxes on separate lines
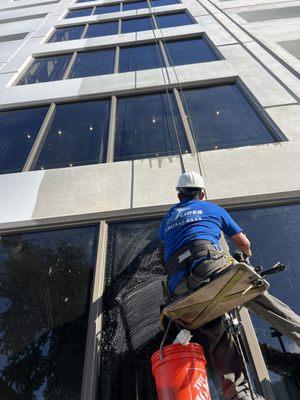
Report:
260,263,286,277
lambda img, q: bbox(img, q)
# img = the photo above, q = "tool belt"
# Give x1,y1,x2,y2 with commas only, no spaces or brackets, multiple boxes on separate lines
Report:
166,240,231,296
166,240,222,278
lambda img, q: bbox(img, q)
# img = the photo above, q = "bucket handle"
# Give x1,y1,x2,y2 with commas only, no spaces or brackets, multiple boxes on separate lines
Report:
159,319,172,360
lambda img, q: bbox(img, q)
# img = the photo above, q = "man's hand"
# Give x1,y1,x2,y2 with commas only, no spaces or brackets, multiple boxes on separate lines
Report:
231,232,252,257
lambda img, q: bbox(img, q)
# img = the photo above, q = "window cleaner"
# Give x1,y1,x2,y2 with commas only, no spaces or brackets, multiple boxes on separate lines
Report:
155,171,300,400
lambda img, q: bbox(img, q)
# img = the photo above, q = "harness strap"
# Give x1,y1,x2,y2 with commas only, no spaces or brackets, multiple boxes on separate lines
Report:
166,240,217,279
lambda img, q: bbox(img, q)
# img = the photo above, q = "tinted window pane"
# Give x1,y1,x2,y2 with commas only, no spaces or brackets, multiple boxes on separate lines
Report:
17,54,72,85
99,220,222,400
114,92,189,161
48,25,85,42
77,0,93,2
156,11,194,28
35,100,110,170
0,225,99,399
119,43,163,73
121,17,153,33
95,4,120,14
0,107,48,174
151,0,179,5
165,37,218,65
181,84,275,151
69,49,115,79
65,8,93,18
230,205,300,399
84,21,118,38
123,1,148,11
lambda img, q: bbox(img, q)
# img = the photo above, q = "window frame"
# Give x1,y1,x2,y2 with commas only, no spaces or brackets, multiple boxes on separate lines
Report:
4,80,286,173
4,197,300,399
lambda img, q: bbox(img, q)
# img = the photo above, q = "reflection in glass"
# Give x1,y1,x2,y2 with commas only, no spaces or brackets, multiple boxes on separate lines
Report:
0,107,48,174
0,225,99,399
165,37,218,66
123,0,148,11
114,92,189,161
69,49,115,79
94,4,120,14
99,220,222,399
17,54,72,85
119,43,163,73
84,21,119,38
34,100,110,170
156,11,194,28
121,16,153,33
230,205,300,399
65,7,93,18
48,25,85,42
181,84,275,151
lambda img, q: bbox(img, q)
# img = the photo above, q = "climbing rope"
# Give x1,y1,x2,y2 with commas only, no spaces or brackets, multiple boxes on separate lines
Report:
147,0,205,181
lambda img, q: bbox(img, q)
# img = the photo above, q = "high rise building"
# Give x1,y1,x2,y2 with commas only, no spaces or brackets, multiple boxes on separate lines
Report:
0,0,299,398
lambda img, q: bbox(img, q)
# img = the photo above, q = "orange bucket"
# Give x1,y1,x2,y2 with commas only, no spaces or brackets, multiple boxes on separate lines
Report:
151,343,211,400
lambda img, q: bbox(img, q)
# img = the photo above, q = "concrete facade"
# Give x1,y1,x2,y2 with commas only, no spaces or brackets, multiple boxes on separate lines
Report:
0,0,299,232
0,0,299,398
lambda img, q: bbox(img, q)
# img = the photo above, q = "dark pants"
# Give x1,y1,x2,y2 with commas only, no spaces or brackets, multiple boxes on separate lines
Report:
170,251,300,400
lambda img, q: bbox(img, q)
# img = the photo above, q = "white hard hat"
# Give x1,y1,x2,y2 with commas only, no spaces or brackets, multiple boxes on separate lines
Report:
176,171,205,191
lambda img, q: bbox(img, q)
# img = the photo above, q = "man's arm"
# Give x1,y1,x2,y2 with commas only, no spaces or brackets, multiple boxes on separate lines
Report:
231,232,252,257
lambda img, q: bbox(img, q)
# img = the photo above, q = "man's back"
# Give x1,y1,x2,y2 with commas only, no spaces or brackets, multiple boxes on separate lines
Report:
159,200,241,260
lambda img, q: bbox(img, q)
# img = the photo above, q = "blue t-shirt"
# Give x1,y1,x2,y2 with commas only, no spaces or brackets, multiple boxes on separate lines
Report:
159,200,242,261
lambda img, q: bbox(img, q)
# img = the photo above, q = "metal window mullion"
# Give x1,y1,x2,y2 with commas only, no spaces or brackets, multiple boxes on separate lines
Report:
62,51,77,80
91,6,96,15
106,96,117,163
118,18,122,34
23,103,56,172
239,307,276,400
81,23,89,38
114,46,120,73
120,1,123,12
81,221,108,400
173,88,197,154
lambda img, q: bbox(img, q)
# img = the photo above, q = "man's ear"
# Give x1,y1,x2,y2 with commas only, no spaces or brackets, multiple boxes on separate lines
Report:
199,190,205,200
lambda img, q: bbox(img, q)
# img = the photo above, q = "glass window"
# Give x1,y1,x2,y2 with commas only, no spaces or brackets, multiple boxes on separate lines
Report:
76,0,93,2
121,16,153,33
69,49,115,79
0,225,99,399
48,25,85,42
94,4,120,14
156,11,194,28
17,54,72,85
65,7,93,18
0,107,48,174
151,0,180,5
99,220,222,400
34,100,110,170
114,92,189,161
123,1,149,11
119,43,163,73
165,37,218,66
84,21,119,38
230,205,300,399
181,84,276,151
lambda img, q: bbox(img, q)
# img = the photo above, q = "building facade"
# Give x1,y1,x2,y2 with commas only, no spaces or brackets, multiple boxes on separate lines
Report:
0,0,299,398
